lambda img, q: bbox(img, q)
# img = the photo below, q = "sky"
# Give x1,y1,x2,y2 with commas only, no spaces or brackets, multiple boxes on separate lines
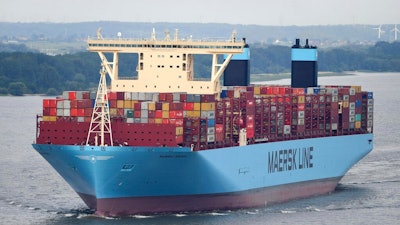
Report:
0,0,399,26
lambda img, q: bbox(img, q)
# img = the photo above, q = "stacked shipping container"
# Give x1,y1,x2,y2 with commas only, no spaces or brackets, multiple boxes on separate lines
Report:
38,85,373,150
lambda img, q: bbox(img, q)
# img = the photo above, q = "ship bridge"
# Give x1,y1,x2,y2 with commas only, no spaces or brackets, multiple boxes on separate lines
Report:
87,29,246,95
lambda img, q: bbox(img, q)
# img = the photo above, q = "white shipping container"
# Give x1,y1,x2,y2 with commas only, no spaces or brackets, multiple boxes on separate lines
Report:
298,118,305,125
298,111,305,119
207,134,215,143
141,109,148,118
62,91,69,99
141,102,149,110
367,120,373,127
77,117,85,122
124,92,132,100
152,93,159,102
368,99,374,105
331,123,338,130
132,92,139,100
349,88,356,95
56,109,64,116
126,118,134,123
349,115,355,122
284,125,291,134
145,93,154,101
63,100,71,109
350,109,356,116
173,93,181,101
138,92,146,101
63,109,70,117
349,102,356,109
207,127,215,135
56,100,64,109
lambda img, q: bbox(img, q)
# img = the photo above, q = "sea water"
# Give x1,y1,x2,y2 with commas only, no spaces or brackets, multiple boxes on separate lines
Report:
0,72,399,225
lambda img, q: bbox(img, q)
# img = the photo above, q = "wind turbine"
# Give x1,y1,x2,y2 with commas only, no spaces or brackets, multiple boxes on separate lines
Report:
373,25,384,40
391,24,400,41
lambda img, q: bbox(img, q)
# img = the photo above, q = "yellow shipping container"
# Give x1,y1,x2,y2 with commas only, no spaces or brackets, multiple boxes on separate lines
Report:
298,95,305,104
148,102,156,111
117,100,124,108
176,126,183,135
355,121,361,129
254,86,261,95
201,102,215,111
194,103,201,111
110,108,118,116
186,110,201,118
155,118,163,124
162,110,170,118
162,103,170,111
343,101,349,108
43,116,57,121
123,100,132,109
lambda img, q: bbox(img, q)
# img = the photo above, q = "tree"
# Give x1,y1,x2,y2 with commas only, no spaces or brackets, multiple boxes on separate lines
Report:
8,82,27,96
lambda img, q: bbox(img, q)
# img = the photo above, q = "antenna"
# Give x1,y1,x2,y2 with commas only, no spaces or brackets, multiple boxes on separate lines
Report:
373,25,384,40
391,24,400,41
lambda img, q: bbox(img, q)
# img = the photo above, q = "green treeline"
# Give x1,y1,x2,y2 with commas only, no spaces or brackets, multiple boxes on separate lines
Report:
0,41,399,96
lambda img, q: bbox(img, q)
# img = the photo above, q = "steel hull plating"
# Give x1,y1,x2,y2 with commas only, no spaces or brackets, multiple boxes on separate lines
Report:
32,133,373,216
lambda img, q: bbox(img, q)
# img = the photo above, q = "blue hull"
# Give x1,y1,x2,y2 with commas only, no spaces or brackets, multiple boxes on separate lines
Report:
32,133,373,216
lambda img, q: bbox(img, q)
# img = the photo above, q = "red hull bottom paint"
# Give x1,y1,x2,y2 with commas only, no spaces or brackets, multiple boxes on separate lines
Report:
78,177,341,217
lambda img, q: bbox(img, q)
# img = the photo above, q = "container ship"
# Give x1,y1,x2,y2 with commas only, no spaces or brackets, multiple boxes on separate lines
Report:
32,29,374,216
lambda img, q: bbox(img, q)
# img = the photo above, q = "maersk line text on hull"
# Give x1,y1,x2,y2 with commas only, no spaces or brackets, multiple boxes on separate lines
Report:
267,147,314,173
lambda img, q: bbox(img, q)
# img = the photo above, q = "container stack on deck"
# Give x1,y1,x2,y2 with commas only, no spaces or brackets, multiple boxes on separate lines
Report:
38,84,373,150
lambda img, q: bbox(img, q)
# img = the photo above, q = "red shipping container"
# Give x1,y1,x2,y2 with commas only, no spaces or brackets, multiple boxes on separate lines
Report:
175,135,183,144
247,128,255,138
68,91,76,100
134,111,141,118
77,109,85,117
175,119,184,126
43,107,50,116
184,102,194,111
117,92,125,100
49,108,57,116
156,102,163,110
162,119,170,124
70,100,78,108
170,102,183,110
166,93,174,102
108,92,117,100
148,110,156,118
155,110,163,118
134,102,141,110
70,108,77,116
180,93,187,102
82,91,90,99
215,124,224,132
85,108,93,117
109,100,117,108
